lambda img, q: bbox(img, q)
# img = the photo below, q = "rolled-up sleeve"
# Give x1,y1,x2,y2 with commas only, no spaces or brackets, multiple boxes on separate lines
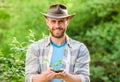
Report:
74,43,90,82
25,43,40,82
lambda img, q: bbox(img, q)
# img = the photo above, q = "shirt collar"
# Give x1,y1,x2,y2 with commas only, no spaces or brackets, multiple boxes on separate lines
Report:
65,35,72,48
45,35,72,48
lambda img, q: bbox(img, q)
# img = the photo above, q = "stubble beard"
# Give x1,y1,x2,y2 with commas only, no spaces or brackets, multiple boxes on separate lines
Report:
50,28,65,38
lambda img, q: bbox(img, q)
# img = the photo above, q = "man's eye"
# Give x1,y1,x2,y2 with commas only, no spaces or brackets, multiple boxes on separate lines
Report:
51,21,55,23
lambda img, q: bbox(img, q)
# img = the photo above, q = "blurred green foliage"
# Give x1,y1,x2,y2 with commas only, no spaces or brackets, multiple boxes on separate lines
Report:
0,0,120,82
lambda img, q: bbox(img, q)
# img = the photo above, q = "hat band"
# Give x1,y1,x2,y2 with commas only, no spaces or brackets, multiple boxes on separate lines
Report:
47,12,68,16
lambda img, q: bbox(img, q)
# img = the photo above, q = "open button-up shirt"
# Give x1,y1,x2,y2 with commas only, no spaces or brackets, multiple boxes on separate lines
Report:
25,35,90,82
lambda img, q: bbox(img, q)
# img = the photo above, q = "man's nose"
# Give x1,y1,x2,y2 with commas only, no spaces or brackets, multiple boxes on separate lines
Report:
55,22,60,28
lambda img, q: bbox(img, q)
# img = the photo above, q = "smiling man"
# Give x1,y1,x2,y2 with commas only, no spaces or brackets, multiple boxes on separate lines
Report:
25,4,90,82
46,18,67,38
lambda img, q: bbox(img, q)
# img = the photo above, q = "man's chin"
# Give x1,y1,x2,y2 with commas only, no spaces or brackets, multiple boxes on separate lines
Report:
52,34,64,38
53,36,63,38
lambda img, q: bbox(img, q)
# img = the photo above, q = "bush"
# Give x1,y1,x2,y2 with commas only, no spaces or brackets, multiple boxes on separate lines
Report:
0,30,36,81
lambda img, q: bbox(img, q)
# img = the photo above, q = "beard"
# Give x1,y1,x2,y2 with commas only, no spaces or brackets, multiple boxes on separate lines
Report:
49,28,65,38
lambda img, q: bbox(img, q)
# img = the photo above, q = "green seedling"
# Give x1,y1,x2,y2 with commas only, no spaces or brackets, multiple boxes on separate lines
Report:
43,58,63,73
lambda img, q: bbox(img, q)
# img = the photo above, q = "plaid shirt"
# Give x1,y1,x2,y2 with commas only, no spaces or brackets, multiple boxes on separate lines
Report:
25,35,90,82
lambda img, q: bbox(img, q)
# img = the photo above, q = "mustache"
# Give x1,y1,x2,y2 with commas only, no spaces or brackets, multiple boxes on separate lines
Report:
53,27,63,30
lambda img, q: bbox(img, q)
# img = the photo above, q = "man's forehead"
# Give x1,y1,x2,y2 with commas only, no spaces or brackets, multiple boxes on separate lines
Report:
47,17,68,20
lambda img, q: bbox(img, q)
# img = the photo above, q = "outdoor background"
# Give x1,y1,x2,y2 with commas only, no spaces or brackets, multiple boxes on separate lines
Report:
0,0,120,82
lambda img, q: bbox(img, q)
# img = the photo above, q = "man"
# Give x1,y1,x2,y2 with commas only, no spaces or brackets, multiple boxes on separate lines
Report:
25,4,90,82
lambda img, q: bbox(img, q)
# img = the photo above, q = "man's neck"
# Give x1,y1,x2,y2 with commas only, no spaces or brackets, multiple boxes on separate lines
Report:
50,35,66,46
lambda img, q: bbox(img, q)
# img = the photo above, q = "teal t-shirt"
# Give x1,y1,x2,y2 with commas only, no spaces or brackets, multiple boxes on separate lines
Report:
50,41,66,82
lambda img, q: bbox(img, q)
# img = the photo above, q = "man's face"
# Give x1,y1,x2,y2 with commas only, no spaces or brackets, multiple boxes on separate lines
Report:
46,17,69,38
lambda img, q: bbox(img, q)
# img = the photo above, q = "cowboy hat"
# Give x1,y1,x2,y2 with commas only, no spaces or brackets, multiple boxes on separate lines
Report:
40,4,75,19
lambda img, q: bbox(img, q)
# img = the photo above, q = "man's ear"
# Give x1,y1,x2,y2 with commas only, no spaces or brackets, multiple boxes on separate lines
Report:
66,17,70,24
45,18,49,26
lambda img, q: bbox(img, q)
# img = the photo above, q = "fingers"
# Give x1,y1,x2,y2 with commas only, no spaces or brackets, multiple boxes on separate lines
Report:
61,70,66,77
46,68,67,80
47,71,56,79
55,73,62,78
42,68,57,81
55,69,67,79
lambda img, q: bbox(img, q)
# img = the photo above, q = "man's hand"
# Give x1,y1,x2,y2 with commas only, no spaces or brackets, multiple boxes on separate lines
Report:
54,69,66,79
55,69,81,82
32,68,56,82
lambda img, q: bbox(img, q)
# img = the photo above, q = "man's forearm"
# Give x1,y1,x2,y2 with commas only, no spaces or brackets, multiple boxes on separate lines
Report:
63,73,81,82
32,69,57,82
32,74,45,82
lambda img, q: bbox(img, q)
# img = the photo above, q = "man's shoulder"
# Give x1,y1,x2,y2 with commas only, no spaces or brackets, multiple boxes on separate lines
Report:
69,37,88,49
69,38,89,54
29,37,49,47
